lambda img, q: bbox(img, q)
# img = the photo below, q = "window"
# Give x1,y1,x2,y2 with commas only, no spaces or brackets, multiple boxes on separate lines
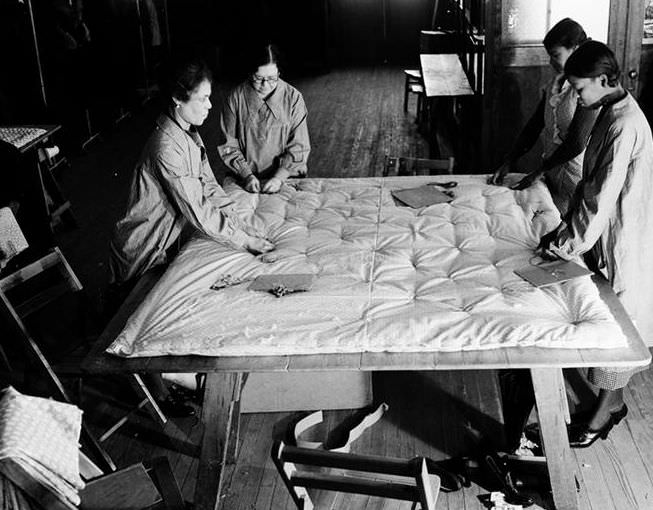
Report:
503,0,610,46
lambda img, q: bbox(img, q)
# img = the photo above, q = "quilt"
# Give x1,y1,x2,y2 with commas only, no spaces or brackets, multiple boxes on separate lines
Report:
106,176,627,357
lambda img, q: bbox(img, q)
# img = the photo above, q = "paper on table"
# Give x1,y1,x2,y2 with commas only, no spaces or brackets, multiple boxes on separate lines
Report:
391,186,453,208
514,260,592,288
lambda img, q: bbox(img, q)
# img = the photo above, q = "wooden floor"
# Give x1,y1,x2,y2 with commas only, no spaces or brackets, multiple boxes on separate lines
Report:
19,66,653,509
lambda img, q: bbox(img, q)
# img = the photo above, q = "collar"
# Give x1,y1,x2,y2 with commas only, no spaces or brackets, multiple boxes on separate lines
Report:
244,79,286,120
156,110,203,149
598,89,628,109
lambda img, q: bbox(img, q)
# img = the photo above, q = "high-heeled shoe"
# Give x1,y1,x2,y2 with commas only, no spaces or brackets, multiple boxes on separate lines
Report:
568,404,628,449
525,404,628,448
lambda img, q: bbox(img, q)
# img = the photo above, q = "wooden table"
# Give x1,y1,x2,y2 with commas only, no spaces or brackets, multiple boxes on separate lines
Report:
419,54,474,97
83,264,650,510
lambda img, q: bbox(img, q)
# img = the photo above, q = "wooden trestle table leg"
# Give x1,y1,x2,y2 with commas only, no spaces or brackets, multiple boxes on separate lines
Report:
530,367,579,510
194,371,245,510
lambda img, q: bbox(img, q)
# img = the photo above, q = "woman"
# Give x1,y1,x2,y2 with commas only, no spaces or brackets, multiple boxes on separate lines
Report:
489,18,598,216
539,41,653,446
219,44,310,194
109,55,273,287
108,55,274,416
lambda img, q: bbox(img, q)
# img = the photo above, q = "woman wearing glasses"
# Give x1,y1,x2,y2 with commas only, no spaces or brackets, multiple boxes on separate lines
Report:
219,44,310,193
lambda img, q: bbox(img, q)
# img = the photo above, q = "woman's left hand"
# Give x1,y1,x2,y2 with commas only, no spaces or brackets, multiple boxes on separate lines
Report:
262,177,283,193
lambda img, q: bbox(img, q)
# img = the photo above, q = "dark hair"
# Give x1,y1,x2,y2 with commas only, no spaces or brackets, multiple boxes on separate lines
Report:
564,40,621,86
543,18,587,51
247,44,281,75
162,54,212,102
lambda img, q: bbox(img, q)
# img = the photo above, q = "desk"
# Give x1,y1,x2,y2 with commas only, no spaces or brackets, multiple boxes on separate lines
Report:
419,54,474,97
83,177,651,510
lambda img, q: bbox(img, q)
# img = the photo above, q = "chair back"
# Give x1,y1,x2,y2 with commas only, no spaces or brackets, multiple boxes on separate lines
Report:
384,155,454,177
80,457,185,510
272,441,440,510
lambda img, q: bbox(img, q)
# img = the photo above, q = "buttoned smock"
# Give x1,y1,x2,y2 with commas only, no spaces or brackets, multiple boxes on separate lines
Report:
553,93,653,346
109,113,248,284
218,79,310,181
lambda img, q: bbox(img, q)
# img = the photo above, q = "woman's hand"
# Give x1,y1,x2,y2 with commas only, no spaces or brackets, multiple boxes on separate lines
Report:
262,177,283,194
244,236,274,255
244,175,261,193
511,171,543,191
487,161,514,185
538,222,565,258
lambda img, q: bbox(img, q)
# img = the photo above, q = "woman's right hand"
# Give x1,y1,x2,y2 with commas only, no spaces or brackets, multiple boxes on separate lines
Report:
487,161,513,185
244,236,274,255
244,175,261,193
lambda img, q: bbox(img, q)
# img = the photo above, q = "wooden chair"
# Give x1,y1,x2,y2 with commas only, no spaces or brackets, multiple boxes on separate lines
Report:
0,214,166,465
80,456,185,510
383,155,455,177
403,69,424,120
0,247,115,473
272,441,440,510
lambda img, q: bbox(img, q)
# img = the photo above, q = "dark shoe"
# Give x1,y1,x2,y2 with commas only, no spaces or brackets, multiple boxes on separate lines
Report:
158,394,196,418
524,404,628,447
482,452,534,507
568,404,627,449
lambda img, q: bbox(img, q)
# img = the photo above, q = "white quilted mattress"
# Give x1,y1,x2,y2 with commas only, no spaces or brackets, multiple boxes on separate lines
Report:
106,176,627,358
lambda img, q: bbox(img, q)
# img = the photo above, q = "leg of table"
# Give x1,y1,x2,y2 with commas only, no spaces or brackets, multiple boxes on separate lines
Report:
226,373,248,463
530,368,578,510
194,372,244,510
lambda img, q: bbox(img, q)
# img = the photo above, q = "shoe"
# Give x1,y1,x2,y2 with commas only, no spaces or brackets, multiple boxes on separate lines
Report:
568,404,628,449
525,404,628,448
482,452,534,507
158,394,196,418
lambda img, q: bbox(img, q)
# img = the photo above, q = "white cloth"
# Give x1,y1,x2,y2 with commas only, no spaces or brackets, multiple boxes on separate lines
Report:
0,387,84,507
553,93,653,346
106,176,627,358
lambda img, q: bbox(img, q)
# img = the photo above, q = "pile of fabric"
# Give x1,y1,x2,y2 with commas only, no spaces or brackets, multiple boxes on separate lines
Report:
0,386,85,509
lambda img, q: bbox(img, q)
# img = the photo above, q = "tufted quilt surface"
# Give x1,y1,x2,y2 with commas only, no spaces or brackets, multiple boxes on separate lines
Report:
106,176,627,358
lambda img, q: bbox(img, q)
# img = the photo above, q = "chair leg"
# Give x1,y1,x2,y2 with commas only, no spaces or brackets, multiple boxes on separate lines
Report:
404,76,410,112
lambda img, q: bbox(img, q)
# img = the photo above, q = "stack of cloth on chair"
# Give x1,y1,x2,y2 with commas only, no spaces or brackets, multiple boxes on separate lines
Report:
0,386,85,509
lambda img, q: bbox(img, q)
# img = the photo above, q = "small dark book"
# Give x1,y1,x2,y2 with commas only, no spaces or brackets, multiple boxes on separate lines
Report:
514,260,592,287
391,186,453,208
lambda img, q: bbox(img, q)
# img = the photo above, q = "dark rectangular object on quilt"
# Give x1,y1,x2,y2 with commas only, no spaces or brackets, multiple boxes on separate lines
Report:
514,260,592,288
391,186,452,208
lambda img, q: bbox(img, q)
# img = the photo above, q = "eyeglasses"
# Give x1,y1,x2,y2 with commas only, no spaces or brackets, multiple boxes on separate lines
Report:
251,74,279,85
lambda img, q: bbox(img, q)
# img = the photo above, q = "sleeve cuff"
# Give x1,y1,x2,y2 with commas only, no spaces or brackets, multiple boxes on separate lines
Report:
274,169,290,181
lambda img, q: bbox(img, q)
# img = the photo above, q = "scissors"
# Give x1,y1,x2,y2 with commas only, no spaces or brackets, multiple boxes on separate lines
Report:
427,180,458,189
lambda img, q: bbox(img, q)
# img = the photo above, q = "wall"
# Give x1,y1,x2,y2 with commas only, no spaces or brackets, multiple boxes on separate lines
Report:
207,0,435,71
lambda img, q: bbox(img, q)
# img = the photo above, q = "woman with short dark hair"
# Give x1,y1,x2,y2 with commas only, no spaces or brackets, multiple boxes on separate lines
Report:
540,40,653,446
490,18,597,216
110,54,273,286
219,43,310,194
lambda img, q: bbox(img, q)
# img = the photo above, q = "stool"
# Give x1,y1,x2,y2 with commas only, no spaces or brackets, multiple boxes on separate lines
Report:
403,70,424,120
272,441,441,509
